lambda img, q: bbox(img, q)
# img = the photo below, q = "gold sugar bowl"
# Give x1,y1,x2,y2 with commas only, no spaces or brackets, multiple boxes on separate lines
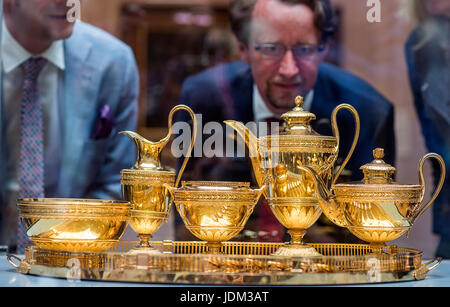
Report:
166,181,266,254
121,105,196,254
17,198,131,252
301,148,446,250
225,96,360,256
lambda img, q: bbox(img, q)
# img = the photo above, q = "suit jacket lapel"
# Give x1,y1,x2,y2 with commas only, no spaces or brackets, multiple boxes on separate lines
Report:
59,23,95,196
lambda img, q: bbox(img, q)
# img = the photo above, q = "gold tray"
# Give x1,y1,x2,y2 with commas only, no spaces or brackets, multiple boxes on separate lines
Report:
8,241,441,285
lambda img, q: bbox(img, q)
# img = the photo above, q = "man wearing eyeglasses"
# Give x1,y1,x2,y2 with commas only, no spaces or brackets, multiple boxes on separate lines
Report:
176,0,395,242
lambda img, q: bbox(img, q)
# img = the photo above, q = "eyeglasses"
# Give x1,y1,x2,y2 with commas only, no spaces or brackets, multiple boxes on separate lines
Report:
253,43,325,61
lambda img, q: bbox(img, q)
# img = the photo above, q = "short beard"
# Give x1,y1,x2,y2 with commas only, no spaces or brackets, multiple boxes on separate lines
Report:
266,84,303,111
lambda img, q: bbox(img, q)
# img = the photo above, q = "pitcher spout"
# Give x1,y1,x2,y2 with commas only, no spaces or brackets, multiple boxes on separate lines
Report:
120,131,169,170
224,120,268,189
297,165,349,228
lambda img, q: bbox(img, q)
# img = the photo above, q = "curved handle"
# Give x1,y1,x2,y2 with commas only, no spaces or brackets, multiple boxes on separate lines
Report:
166,105,197,187
411,153,446,224
7,254,30,274
163,183,175,209
413,257,442,280
256,182,268,201
330,104,360,185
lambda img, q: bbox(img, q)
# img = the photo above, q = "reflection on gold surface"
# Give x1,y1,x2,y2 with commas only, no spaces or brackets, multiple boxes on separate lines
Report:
268,197,322,256
224,97,360,199
302,148,446,249
167,181,265,254
225,97,360,256
120,105,197,254
17,198,131,252
9,242,438,285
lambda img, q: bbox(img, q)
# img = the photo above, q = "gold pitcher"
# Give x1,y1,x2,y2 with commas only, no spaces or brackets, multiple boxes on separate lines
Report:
121,105,197,254
300,148,446,250
225,96,360,256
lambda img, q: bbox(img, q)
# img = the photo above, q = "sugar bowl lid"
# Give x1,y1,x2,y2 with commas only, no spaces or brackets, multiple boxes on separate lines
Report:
360,148,396,184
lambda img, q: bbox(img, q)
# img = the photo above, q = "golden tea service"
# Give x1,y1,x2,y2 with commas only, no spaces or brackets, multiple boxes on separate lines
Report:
121,105,197,254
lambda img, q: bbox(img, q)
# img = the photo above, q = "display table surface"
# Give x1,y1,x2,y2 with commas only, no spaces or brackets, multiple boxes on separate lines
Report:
1,254,449,287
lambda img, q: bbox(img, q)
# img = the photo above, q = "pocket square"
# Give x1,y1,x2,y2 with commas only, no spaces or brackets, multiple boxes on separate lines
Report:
91,105,115,140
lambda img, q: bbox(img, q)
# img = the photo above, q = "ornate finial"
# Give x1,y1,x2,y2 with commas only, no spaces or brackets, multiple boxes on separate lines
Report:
373,148,384,160
295,96,304,108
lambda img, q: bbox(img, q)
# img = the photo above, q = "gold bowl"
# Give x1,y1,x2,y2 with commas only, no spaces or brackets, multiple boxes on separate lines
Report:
167,181,265,253
17,198,131,252
268,197,322,256
332,184,424,229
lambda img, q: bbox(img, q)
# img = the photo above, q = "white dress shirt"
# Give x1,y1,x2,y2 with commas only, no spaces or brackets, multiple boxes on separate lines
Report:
252,84,314,123
1,19,65,205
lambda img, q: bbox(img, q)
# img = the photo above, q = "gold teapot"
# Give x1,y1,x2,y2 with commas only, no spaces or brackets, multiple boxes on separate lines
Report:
224,96,360,198
121,105,197,254
300,148,446,249
225,96,360,256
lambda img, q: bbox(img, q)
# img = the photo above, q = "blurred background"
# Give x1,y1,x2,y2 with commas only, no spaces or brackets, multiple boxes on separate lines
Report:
80,0,439,257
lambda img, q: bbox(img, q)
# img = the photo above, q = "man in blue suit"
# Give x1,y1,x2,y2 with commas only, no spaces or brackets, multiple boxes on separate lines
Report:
0,0,138,252
405,0,450,258
176,0,395,242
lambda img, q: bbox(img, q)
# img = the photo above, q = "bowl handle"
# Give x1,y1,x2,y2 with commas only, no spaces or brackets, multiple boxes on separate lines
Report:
163,183,175,207
413,257,442,280
7,254,30,274
331,104,360,185
411,153,446,224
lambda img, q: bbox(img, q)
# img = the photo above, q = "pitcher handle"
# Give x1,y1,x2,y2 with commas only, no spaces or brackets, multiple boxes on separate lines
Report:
166,105,198,187
331,104,361,185
411,153,446,224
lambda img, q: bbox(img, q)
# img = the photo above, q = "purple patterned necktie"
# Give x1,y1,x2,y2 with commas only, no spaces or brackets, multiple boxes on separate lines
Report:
16,57,48,253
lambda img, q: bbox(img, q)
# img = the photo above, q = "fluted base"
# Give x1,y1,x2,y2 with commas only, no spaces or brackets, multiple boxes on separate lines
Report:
272,244,321,257
127,234,162,255
127,246,162,255
272,229,321,257
206,242,223,254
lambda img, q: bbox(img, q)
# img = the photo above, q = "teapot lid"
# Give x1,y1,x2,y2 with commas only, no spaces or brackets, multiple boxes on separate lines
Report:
280,96,317,135
360,148,396,184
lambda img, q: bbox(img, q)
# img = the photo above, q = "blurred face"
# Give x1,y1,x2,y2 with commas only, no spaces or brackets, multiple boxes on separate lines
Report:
7,0,75,43
424,0,450,16
239,0,325,114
